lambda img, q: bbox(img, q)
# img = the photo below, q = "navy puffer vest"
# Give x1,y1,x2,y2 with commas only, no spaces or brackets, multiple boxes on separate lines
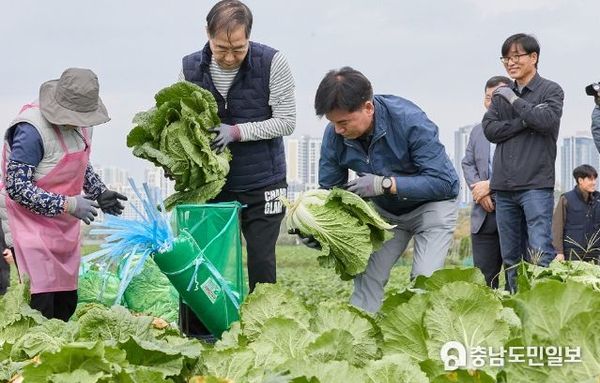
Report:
182,42,286,192
563,187,600,262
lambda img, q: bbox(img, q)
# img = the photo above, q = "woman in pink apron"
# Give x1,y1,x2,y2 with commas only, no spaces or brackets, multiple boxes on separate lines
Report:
0,68,127,321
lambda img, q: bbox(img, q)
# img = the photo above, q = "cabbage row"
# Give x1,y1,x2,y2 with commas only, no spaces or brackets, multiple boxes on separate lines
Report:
1,263,600,382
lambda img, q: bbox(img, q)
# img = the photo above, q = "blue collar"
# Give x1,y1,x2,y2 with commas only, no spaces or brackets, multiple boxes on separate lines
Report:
342,97,388,148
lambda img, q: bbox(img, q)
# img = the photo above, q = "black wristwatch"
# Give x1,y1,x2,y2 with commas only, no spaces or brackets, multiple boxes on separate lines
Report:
381,176,393,195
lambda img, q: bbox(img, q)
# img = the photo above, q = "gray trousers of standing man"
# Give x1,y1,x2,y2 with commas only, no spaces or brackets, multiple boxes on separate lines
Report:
350,199,458,313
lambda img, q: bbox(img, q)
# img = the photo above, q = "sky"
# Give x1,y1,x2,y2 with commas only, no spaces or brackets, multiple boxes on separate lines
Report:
1,0,598,181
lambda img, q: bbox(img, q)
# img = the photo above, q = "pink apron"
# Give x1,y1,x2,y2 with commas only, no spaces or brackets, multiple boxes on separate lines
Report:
3,104,90,294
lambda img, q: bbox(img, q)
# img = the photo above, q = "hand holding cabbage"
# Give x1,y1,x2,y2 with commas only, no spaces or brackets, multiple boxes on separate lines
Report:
282,188,394,280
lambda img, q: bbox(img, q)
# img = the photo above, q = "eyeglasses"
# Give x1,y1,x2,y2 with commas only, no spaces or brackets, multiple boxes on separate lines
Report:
500,53,530,65
211,44,249,56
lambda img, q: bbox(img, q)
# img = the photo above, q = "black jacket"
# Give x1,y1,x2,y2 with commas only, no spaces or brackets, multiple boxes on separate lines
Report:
483,73,564,191
0,223,9,294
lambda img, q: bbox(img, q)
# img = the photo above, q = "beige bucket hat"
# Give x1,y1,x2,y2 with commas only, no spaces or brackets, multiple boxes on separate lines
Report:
39,67,110,127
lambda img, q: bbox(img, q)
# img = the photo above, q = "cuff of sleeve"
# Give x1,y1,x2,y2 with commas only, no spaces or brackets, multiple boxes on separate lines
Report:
233,124,245,142
373,176,384,196
92,184,108,200
64,196,76,214
511,97,530,112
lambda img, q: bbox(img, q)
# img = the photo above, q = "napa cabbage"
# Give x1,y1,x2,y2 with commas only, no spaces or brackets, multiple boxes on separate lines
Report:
282,188,394,280
126,81,229,210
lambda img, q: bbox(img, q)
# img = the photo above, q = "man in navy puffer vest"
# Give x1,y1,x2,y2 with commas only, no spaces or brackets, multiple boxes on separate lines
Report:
552,164,600,264
178,0,295,340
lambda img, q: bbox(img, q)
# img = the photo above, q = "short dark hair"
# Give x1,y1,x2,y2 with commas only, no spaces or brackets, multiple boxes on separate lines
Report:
206,0,253,39
314,67,373,117
573,164,598,182
485,76,512,90
501,33,540,68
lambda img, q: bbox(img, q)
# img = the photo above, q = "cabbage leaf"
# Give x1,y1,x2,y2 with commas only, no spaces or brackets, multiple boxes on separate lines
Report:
127,81,229,210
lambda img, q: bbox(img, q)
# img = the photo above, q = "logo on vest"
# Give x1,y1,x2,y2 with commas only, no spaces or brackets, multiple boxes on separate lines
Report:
264,187,286,215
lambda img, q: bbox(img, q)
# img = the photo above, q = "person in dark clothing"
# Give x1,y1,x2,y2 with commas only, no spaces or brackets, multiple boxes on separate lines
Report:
482,33,564,292
462,75,511,288
590,87,600,154
552,164,600,264
0,222,14,295
177,0,296,340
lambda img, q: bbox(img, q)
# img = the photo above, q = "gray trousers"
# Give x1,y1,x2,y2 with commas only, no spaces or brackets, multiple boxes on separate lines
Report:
350,199,458,313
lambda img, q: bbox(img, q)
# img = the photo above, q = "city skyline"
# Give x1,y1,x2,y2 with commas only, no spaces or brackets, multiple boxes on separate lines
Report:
83,103,600,182
92,164,175,221
285,135,323,201
95,127,600,217
452,127,600,200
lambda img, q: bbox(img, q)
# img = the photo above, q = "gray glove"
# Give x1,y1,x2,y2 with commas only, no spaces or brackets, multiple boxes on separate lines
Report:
209,123,241,154
343,173,384,198
493,86,519,104
288,229,321,250
66,195,99,224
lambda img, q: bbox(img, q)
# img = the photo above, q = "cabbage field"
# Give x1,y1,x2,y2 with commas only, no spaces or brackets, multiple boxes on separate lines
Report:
1,246,600,382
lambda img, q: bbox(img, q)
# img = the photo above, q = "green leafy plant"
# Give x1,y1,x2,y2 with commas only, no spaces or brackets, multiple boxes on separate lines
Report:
127,81,230,210
3,263,600,382
281,188,395,280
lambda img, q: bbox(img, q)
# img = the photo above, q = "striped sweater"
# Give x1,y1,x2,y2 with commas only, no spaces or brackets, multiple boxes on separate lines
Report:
178,51,295,141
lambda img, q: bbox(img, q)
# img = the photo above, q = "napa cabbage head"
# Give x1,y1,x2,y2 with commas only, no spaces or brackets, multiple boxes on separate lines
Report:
127,81,230,210
282,188,394,280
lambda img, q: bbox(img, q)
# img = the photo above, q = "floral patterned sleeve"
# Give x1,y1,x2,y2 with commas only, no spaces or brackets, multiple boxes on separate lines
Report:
83,164,107,200
5,160,66,216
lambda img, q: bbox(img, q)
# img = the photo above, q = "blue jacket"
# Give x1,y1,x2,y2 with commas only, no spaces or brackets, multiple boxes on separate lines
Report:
319,95,459,215
182,42,286,192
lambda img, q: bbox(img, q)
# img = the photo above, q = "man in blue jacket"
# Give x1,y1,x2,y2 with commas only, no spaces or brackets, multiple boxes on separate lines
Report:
314,67,459,313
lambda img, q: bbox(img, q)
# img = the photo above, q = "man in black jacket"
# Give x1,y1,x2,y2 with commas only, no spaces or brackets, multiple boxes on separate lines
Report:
483,33,564,292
